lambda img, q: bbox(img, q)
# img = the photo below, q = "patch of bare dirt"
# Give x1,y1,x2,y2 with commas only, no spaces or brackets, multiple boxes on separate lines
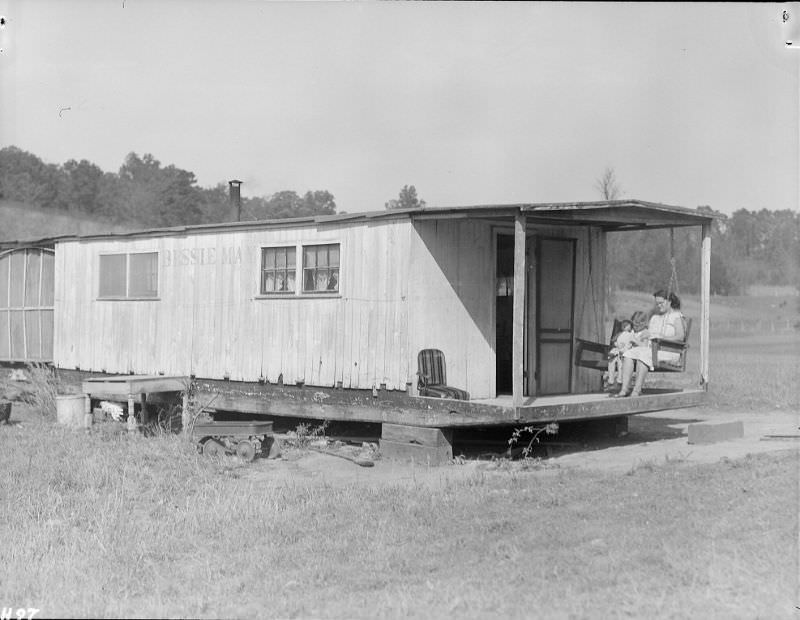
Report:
546,408,800,473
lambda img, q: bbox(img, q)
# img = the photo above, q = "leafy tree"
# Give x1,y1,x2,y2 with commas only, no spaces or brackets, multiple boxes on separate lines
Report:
116,153,203,226
300,190,336,216
95,172,125,220
385,184,426,210
242,190,337,221
0,146,60,207
59,159,104,213
197,183,232,223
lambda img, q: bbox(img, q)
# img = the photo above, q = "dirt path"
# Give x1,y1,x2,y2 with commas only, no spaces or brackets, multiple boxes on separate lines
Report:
547,408,799,474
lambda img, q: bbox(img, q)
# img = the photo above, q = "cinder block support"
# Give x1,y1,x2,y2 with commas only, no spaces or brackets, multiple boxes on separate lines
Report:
379,423,453,466
688,420,744,444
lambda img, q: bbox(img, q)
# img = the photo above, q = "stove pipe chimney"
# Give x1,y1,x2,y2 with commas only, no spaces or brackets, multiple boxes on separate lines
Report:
228,179,243,221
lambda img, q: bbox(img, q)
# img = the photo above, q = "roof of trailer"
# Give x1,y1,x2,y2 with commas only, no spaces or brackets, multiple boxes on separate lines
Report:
0,199,719,247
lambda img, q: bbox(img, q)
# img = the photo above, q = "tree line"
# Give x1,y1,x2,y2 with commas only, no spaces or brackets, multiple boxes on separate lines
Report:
1,147,797,295
608,208,799,295
0,146,336,227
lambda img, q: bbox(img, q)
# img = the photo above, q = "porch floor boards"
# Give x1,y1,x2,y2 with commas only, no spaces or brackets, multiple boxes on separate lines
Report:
200,384,707,428
478,388,708,425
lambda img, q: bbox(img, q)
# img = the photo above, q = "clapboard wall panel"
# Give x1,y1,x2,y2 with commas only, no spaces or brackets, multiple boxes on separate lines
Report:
408,220,496,399
52,216,605,398
53,218,417,390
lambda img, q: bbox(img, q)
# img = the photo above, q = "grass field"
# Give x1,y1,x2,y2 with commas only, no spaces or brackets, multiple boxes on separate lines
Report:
0,297,798,618
0,416,796,619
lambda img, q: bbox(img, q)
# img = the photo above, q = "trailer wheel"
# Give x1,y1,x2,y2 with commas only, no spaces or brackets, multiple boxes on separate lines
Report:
202,439,225,457
236,440,256,462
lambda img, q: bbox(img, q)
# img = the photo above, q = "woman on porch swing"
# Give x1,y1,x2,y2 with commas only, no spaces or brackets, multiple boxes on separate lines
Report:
611,289,685,398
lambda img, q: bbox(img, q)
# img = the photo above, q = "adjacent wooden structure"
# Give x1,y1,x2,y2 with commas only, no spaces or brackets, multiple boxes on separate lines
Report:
6,200,717,462
0,247,55,362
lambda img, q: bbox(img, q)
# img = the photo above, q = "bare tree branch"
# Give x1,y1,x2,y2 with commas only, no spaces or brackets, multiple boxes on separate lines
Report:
595,167,622,201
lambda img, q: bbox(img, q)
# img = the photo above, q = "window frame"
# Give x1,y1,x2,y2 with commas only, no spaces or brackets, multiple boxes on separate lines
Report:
301,242,340,295
259,245,297,295
255,241,341,299
98,251,159,300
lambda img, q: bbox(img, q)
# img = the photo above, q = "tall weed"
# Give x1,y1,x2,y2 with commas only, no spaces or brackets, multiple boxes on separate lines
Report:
24,363,62,418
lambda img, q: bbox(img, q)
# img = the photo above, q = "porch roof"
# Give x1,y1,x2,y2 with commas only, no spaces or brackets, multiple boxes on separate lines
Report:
403,199,718,230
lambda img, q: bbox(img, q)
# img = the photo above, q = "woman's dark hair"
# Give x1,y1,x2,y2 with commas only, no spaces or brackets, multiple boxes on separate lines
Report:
653,289,681,310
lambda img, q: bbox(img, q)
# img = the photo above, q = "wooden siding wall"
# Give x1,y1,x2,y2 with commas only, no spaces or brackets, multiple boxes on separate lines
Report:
54,219,414,390
52,218,606,399
408,220,496,399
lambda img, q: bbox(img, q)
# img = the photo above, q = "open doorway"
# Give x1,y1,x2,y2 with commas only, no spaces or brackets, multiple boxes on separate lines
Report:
495,234,514,394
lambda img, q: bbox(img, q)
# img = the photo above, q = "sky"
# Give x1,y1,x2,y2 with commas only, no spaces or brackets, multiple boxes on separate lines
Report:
1,1,797,215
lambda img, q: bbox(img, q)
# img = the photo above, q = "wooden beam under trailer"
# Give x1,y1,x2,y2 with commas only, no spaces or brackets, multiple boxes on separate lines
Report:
196,381,707,428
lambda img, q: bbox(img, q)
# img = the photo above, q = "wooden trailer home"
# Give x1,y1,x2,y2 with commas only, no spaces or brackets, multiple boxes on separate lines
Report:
7,200,714,461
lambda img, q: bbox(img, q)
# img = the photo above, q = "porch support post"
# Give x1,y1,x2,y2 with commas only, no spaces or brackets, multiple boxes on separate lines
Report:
700,222,711,387
513,212,527,410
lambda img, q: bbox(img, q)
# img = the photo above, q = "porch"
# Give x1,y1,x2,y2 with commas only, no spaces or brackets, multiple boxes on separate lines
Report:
194,379,707,429
409,200,713,402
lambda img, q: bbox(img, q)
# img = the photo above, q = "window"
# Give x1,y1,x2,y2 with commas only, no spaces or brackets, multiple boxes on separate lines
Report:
303,244,339,293
99,252,158,299
260,246,296,294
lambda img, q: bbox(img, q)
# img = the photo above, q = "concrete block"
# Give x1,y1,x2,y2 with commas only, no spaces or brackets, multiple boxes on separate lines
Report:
687,420,744,444
381,423,453,447
379,439,452,465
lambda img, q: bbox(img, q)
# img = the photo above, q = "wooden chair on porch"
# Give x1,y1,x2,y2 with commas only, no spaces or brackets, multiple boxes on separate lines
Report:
417,349,470,400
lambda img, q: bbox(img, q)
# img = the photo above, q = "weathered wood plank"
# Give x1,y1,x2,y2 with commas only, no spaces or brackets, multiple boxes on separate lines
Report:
515,390,707,424
82,375,188,395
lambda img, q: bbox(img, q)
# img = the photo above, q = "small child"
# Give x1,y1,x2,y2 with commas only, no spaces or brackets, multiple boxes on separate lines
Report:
606,319,636,388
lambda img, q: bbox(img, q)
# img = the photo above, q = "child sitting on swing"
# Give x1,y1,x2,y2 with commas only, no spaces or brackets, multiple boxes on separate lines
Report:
605,311,650,390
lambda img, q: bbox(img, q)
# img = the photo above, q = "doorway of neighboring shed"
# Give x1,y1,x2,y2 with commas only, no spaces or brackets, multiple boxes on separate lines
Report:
535,238,576,395
0,248,55,362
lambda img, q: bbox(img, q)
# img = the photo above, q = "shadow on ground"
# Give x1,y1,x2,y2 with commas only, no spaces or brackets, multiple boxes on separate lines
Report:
449,414,707,461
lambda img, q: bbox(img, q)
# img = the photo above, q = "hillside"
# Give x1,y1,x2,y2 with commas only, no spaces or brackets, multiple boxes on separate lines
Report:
0,200,133,243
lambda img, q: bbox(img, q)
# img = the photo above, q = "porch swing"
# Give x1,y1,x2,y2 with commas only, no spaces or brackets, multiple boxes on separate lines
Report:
574,229,692,374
